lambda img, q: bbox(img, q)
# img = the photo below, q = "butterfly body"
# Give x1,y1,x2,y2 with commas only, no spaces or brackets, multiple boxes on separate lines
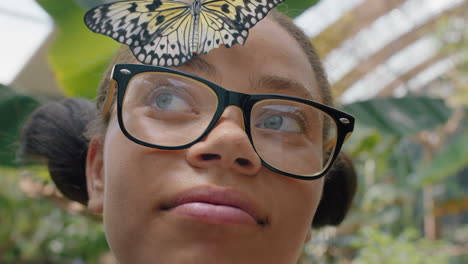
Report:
190,0,202,53
85,0,284,67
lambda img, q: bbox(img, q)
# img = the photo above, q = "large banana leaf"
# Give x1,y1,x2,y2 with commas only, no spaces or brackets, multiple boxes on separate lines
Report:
0,85,41,167
343,96,453,136
36,0,120,99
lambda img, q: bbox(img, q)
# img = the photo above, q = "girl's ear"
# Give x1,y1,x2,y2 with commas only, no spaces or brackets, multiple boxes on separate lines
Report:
86,138,105,214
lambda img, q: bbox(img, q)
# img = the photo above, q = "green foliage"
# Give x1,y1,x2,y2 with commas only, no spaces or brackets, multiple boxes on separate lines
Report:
277,0,321,17
37,0,119,99
413,130,468,185
0,85,41,167
0,167,108,263
343,96,453,136
72,0,107,9
352,227,450,264
305,102,466,263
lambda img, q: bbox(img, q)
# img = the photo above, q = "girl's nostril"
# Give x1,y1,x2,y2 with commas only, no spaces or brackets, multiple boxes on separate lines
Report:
236,158,250,167
200,154,221,160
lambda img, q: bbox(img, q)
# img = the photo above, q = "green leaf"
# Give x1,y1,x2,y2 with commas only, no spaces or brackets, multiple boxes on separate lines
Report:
277,0,321,17
343,96,453,136
0,166,109,262
37,0,120,99
413,130,468,185
0,85,41,167
72,0,109,9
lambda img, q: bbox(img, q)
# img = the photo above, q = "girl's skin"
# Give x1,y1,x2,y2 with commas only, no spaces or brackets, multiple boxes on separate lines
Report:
86,17,325,264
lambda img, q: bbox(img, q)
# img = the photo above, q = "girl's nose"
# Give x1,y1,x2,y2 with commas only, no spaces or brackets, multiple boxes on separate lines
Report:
185,106,262,176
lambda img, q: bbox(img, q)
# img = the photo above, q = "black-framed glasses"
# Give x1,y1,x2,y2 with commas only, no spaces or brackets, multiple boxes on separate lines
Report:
103,64,354,180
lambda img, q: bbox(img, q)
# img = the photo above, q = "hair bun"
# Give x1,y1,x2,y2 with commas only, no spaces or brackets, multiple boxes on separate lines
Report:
312,152,357,228
20,98,97,204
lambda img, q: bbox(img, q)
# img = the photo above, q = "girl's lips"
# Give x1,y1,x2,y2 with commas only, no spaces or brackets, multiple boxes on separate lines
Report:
162,185,266,226
170,202,257,225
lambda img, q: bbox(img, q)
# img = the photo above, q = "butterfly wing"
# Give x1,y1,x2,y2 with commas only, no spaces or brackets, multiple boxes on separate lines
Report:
84,0,285,66
225,0,285,29
132,10,195,66
196,8,246,54
84,0,194,66
197,0,284,54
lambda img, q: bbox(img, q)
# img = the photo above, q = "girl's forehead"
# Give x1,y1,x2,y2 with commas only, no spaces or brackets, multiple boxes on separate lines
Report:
205,17,310,66
124,17,310,71
183,18,319,99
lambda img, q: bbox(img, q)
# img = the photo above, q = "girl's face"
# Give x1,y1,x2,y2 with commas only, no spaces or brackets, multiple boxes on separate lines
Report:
86,17,324,264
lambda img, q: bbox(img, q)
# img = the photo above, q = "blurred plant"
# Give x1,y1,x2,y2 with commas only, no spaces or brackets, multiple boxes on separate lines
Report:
0,85,41,167
351,227,450,264
432,8,468,106
0,167,108,263
302,103,467,263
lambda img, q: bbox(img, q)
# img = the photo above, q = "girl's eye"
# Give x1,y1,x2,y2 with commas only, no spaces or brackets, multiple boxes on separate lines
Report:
153,92,191,112
257,114,302,132
263,115,283,130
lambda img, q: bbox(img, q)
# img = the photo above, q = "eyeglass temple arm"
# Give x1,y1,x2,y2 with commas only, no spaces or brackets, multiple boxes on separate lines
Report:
324,130,353,151
102,79,117,119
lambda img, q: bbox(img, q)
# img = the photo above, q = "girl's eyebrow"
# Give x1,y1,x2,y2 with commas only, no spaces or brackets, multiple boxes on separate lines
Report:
183,58,319,101
254,75,319,102
184,56,220,80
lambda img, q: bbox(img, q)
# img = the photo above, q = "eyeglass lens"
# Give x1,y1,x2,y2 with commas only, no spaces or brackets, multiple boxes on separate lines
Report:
121,72,338,177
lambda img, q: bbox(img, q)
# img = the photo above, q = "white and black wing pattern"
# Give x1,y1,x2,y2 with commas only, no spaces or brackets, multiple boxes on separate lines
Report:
84,0,285,67
197,0,284,54
84,0,194,66
131,10,195,66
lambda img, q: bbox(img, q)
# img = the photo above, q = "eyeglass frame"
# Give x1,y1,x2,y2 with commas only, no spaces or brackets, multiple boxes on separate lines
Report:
102,63,355,180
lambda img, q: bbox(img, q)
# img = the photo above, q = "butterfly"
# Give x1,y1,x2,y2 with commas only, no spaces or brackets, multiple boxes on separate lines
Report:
84,0,285,67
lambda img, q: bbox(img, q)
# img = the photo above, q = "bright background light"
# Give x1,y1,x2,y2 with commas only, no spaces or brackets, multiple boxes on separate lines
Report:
0,0,53,84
